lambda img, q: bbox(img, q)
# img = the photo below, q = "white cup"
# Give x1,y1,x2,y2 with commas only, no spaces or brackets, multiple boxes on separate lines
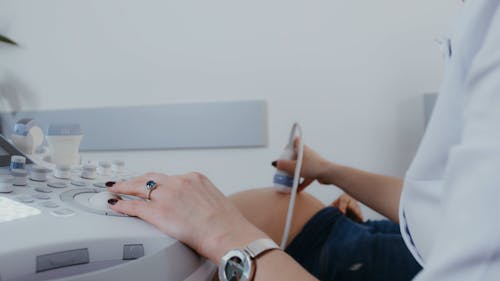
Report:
46,124,83,166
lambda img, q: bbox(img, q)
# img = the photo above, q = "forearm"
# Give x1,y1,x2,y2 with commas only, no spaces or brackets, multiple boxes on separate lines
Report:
320,162,403,222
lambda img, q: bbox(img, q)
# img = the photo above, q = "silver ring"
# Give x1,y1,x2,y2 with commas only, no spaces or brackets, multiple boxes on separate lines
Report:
145,180,158,200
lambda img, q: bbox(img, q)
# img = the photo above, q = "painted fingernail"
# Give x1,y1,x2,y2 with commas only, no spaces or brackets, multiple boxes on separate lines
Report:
271,161,277,167
108,199,118,205
105,181,116,187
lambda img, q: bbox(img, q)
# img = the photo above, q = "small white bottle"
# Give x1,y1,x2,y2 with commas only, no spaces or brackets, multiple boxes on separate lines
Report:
273,144,296,193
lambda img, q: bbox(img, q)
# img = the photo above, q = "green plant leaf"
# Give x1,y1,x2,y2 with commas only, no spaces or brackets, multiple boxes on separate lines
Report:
0,34,17,46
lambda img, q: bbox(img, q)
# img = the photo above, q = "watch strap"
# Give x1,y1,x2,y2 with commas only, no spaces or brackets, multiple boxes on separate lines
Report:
244,238,280,259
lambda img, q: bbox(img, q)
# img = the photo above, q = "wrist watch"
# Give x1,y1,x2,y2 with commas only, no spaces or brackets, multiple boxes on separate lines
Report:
218,238,280,281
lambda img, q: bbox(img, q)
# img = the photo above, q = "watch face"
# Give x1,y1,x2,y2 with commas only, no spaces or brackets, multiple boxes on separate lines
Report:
225,256,245,281
220,249,253,281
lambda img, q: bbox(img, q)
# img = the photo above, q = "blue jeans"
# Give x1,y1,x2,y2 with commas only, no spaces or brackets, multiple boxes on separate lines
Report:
285,207,422,281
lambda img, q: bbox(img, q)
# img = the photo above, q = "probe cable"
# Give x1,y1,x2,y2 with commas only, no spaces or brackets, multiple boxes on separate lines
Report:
280,123,304,250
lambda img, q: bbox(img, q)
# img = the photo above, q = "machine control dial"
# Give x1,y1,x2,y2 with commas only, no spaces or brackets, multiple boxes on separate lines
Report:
98,161,112,176
54,164,71,179
81,164,97,180
112,160,125,174
12,169,28,186
30,166,52,182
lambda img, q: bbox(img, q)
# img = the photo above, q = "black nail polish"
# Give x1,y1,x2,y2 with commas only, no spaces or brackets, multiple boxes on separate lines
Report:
105,181,116,187
108,199,118,205
271,161,277,167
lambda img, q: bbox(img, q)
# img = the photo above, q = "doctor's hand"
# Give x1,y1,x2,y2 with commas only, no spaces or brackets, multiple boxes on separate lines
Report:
273,139,332,192
106,172,267,263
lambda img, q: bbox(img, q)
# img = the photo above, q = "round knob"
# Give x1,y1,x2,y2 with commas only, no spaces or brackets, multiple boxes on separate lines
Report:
88,192,122,210
10,155,26,170
112,160,125,174
30,166,52,182
12,169,28,186
98,161,112,176
81,164,97,180
54,164,71,179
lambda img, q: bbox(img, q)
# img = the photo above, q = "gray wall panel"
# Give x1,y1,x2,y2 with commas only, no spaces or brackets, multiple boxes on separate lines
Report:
3,100,268,151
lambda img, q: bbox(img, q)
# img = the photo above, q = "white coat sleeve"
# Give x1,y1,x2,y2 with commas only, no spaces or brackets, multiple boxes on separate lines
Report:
414,6,500,281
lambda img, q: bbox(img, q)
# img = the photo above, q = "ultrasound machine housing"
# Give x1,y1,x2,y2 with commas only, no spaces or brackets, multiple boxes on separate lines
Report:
0,136,214,281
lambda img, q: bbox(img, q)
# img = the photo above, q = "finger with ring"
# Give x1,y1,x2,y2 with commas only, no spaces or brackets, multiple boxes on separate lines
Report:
145,180,158,200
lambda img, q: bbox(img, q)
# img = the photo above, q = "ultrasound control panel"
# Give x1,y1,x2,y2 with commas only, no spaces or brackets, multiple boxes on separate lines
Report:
0,143,135,221
0,135,214,281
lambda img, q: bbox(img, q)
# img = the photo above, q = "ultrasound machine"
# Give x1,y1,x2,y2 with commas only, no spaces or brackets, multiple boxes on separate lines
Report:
0,134,215,281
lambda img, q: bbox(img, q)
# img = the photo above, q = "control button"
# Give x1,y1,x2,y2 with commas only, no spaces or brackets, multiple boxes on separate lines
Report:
51,208,76,217
41,201,59,208
35,187,53,193
34,194,51,200
81,164,97,180
12,169,29,186
36,249,89,272
17,195,35,203
47,181,68,189
112,160,125,173
123,244,145,260
71,180,88,187
98,161,112,176
0,182,14,193
10,155,26,170
92,182,107,188
30,166,52,182
54,164,71,179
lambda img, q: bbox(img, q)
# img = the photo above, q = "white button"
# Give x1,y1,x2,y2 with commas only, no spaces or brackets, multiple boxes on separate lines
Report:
30,166,52,182
51,208,75,217
54,164,71,179
112,160,125,173
71,180,88,187
47,181,68,189
41,201,59,208
81,164,97,179
10,155,26,170
35,187,53,193
98,161,112,176
34,194,51,200
12,170,28,186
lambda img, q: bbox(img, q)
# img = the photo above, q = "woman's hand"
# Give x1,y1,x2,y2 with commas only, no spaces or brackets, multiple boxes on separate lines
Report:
107,172,267,263
273,139,332,191
331,193,364,223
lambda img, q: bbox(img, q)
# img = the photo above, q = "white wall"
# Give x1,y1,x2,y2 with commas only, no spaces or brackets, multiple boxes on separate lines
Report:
0,0,463,218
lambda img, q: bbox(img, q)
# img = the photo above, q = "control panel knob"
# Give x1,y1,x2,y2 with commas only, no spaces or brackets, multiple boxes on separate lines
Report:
81,164,97,180
30,166,52,182
112,160,125,174
12,169,28,186
98,161,112,176
54,164,71,179
10,155,26,170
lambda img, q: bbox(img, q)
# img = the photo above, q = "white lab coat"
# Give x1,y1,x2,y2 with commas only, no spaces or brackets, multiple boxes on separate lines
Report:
399,0,500,280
